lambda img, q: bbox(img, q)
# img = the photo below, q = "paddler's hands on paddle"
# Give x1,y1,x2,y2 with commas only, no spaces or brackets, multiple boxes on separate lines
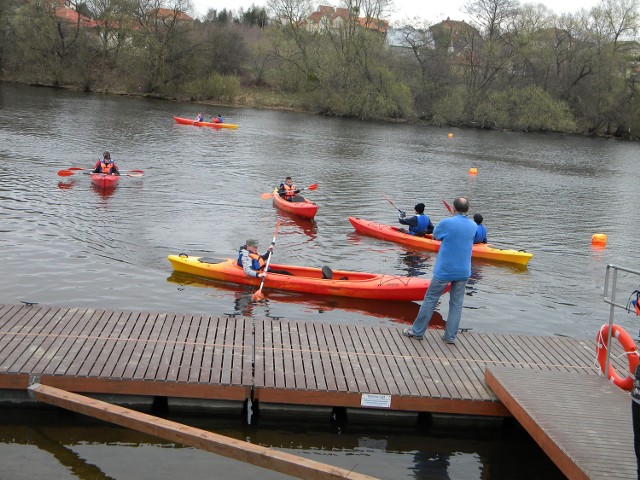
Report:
399,210,406,218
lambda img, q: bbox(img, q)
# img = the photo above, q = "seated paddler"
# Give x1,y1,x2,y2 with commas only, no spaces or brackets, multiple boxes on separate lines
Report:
277,176,301,201
92,151,120,175
398,203,434,236
237,239,273,278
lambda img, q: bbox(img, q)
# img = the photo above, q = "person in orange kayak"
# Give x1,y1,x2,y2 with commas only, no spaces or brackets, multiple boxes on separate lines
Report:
211,114,223,123
398,203,434,236
473,213,488,244
237,239,274,278
194,112,205,122
92,151,120,175
277,177,301,201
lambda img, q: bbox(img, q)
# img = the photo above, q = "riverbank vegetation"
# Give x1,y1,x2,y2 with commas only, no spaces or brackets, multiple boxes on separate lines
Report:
1,0,639,138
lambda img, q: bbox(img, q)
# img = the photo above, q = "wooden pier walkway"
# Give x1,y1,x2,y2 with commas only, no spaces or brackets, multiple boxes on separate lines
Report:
486,367,636,480
0,303,621,417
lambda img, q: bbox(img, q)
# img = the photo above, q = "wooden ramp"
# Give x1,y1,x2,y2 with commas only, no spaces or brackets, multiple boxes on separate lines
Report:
0,304,625,418
486,366,636,480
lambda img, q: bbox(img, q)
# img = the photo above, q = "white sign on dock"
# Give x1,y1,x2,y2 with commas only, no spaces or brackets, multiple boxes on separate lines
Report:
361,393,392,408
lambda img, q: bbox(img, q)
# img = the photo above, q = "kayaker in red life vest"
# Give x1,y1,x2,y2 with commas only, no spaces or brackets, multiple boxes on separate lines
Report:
211,114,223,123
92,151,120,175
277,177,301,201
237,239,273,278
398,203,434,236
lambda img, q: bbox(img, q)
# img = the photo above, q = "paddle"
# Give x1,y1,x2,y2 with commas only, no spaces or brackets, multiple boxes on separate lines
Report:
260,183,318,200
57,169,144,177
382,193,404,215
442,199,453,214
252,221,280,301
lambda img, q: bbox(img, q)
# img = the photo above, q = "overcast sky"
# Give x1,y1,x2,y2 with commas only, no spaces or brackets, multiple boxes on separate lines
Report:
190,0,603,22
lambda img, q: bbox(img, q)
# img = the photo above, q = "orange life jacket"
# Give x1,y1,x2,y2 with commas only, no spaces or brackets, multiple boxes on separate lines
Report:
283,183,296,198
98,161,114,174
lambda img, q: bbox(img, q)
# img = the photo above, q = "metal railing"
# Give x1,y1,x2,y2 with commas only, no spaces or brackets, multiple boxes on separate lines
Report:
602,264,640,376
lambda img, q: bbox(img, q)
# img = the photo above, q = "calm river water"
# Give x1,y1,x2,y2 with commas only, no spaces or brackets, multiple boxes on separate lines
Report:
1,83,639,479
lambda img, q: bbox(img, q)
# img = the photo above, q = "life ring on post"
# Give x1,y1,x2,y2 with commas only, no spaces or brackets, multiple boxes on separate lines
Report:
596,324,639,391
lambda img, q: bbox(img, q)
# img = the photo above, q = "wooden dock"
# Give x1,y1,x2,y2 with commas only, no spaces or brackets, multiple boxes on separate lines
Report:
0,303,620,416
2,303,636,478
486,367,636,480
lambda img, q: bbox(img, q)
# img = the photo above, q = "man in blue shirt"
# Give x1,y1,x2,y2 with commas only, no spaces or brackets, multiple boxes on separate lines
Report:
403,197,477,344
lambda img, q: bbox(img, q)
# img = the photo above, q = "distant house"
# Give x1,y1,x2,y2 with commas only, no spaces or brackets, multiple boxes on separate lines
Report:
152,8,193,22
305,5,388,35
429,17,481,54
53,1,98,28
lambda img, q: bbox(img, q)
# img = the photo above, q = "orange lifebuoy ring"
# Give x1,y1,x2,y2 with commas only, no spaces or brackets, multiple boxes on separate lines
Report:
596,324,639,391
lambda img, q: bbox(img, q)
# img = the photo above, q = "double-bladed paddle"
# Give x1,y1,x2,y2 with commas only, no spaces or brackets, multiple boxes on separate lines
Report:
260,183,318,200
252,220,281,301
57,169,144,177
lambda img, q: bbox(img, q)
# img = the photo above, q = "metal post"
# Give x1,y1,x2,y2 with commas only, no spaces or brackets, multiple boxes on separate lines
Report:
603,266,618,377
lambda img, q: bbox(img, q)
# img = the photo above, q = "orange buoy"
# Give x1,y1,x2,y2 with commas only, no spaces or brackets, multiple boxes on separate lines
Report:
469,167,478,175
591,233,607,247
447,133,454,138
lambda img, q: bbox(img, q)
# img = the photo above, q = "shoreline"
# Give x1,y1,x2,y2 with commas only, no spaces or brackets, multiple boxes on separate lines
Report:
5,79,636,140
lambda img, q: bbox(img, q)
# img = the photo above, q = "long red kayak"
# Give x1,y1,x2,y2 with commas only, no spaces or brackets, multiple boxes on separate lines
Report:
167,254,434,301
173,116,238,129
349,217,533,266
272,190,318,219
90,173,120,189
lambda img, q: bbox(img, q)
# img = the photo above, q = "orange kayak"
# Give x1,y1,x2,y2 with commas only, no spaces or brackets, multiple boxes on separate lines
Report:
167,254,433,301
349,217,533,266
173,116,238,129
272,190,318,219
90,173,119,189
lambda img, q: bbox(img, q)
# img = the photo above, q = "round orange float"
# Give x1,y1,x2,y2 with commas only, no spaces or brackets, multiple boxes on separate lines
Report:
595,324,638,391
591,233,607,247
469,167,478,175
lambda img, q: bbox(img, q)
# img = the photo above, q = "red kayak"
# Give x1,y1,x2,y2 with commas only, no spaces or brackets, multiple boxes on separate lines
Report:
90,173,120,189
272,190,318,219
173,116,238,129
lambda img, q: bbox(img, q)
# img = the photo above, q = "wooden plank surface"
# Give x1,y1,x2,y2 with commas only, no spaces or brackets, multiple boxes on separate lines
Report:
485,366,636,480
0,303,629,417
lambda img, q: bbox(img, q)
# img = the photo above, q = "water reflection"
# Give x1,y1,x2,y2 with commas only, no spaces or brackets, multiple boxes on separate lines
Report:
0,409,565,480
274,210,318,240
165,272,452,328
91,184,118,199
167,272,427,324
399,250,432,277
57,180,76,190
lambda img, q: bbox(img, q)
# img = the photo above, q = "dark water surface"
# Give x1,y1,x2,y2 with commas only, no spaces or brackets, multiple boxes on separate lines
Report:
1,83,639,479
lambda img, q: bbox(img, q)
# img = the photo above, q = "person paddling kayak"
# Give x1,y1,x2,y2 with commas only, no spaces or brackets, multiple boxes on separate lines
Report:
92,151,120,175
473,213,488,244
277,177,302,202
237,239,274,278
398,203,434,236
